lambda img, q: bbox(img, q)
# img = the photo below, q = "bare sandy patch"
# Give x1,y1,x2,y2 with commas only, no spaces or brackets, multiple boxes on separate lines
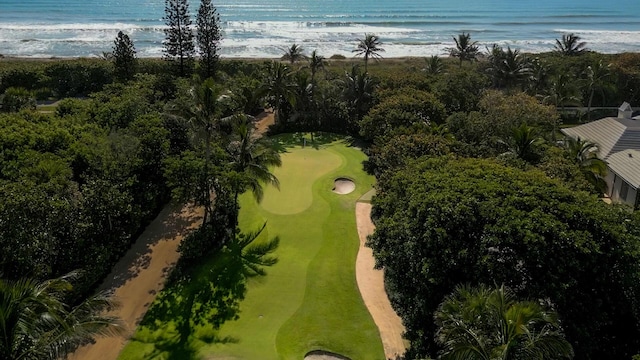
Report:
332,178,355,194
69,203,203,360
355,202,406,359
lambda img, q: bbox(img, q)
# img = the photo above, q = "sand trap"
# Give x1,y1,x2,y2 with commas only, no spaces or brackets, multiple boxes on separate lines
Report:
332,178,355,194
304,350,351,360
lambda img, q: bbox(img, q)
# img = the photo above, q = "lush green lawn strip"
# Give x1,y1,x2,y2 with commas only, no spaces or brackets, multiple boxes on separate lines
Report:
119,134,383,360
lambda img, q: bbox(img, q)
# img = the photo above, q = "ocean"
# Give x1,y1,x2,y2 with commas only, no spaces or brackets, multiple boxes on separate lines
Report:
0,0,639,58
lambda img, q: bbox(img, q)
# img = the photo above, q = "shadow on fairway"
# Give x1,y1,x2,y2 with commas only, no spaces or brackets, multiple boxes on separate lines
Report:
129,224,279,359
270,132,358,153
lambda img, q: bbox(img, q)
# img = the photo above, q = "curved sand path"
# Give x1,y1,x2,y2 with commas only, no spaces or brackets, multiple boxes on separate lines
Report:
70,204,203,360
355,202,406,360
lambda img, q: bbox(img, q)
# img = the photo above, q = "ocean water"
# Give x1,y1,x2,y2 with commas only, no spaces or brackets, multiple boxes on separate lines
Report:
0,0,639,58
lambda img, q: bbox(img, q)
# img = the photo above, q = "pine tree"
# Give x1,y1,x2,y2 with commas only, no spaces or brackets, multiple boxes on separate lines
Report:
196,0,222,79
163,0,195,77
112,31,137,82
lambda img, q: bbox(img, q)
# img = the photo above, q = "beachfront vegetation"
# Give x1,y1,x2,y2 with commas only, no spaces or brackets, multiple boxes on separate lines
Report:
196,0,222,79
163,0,195,77
1,33,640,359
112,31,137,82
353,33,385,72
449,32,480,66
554,33,589,56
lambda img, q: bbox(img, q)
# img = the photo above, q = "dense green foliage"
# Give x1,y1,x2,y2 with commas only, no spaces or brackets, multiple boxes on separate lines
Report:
369,157,640,359
0,272,122,360
435,285,573,360
1,42,640,359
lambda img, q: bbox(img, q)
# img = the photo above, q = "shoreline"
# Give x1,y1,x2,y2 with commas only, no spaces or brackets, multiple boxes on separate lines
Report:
1,51,638,63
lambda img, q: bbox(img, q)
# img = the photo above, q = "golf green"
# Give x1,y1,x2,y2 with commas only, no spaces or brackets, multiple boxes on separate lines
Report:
119,134,384,360
260,148,342,215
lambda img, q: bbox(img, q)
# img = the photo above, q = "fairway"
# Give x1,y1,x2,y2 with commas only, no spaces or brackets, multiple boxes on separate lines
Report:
119,134,384,360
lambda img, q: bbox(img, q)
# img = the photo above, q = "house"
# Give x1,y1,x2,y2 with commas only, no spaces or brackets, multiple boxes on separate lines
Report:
561,103,640,209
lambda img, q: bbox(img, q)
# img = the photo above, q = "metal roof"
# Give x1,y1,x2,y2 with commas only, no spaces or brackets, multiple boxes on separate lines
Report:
607,150,640,189
561,117,640,159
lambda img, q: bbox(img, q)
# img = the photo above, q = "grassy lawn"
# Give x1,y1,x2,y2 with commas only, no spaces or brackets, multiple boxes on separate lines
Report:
119,133,384,360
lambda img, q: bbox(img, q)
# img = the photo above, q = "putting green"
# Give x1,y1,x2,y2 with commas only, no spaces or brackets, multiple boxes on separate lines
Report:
260,148,342,215
118,134,384,360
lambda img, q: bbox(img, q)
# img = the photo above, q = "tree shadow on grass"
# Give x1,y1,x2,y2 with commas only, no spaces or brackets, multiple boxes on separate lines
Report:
270,132,352,153
130,224,278,359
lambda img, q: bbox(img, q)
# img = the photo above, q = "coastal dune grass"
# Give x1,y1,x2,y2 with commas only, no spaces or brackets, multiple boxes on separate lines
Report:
119,133,383,360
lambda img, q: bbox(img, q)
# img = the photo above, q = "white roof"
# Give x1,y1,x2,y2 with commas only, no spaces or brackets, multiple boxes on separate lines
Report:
619,102,633,111
607,150,640,188
561,117,640,159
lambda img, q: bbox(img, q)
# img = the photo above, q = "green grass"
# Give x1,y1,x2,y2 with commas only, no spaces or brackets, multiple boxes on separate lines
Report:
119,134,384,360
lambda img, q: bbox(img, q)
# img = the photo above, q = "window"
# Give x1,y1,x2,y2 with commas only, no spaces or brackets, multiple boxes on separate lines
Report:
620,181,630,201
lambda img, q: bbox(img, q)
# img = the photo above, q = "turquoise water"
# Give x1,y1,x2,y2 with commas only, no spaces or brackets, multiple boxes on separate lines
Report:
0,0,639,57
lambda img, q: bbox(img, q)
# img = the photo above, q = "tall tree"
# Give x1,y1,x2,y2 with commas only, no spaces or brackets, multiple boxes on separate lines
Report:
554,33,588,56
486,45,531,89
435,284,574,360
0,272,123,360
196,0,222,79
282,44,306,65
342,65,376,124
261,61,296,124
584,59,613,121
353,33,384,72
112,31,137,82
163,0,195,77
165,78,224,224
449,32,479,67
307,50,326,83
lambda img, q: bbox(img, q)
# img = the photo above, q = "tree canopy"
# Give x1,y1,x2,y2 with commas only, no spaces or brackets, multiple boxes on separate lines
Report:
369,156,640,359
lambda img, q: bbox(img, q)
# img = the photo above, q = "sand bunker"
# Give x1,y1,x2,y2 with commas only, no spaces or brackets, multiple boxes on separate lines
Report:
304,350,351,360
332,178,355,194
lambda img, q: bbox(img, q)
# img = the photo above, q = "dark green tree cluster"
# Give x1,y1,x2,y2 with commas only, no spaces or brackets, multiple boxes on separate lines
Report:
0,76,174,294
368,156,640,359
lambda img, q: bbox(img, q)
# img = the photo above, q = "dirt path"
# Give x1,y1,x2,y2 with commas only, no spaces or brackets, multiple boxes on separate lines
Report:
355,202,406,360
70,204,203,360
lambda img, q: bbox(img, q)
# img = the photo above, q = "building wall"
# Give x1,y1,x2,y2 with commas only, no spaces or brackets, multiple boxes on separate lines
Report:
609,171,638,207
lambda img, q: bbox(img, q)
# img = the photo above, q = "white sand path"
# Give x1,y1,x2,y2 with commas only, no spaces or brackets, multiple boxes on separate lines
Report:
355,202,407,360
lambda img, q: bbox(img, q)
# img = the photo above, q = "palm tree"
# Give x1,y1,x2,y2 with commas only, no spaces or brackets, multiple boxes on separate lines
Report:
554,33,588,56
352,33,384,72
487,45,532,89
342,65,376,122
584,60,613,121
282,43,306,64
527,57,551,97
307,50,327,83
544,74,581,140
225,114,281,204
435,284,574,360
424,55,445,75
0,272,122,360
166,77,224,224
565,137,608,193
261,61,296,124
500,123,544,163
449,32,480,67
